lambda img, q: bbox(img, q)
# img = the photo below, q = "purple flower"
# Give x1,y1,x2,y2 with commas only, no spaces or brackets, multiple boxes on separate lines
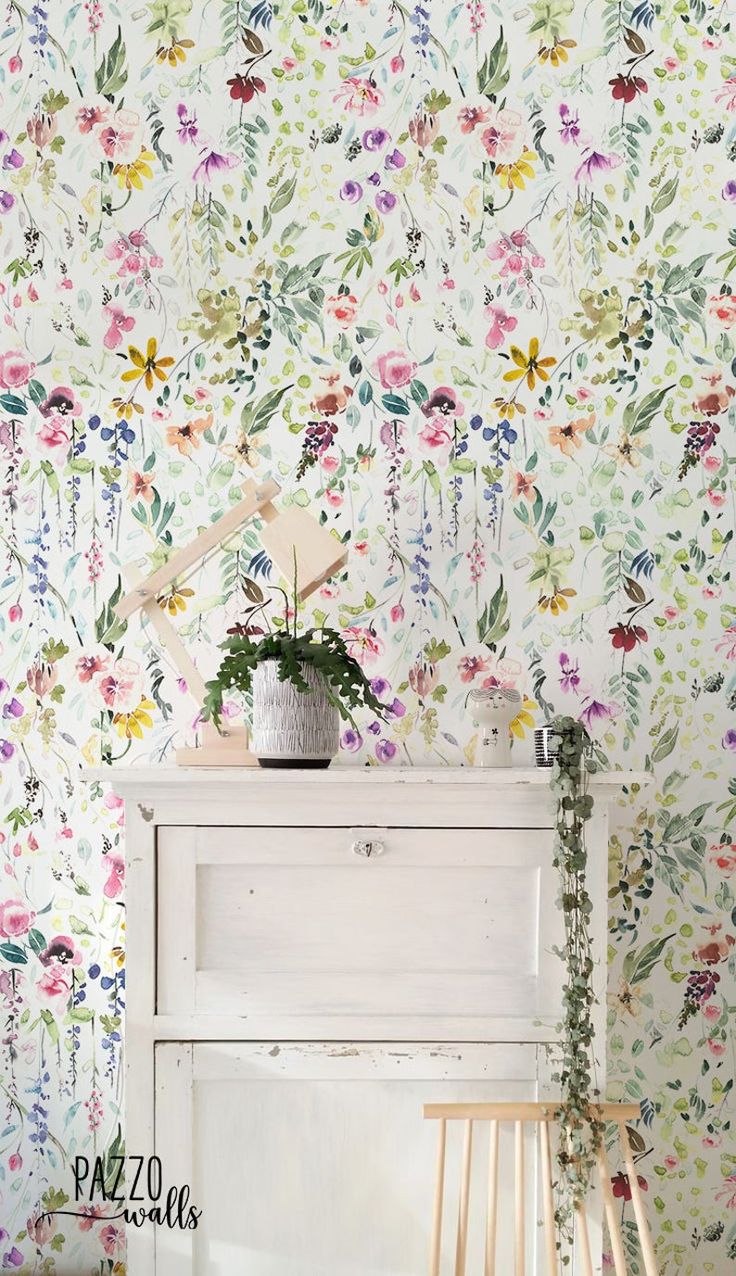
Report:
0,680,6,696
3,698,23,719
384,148,406,170
388,697,406,719
3,149,24,170
558,104,581,145
363,127,390,151
193,146,238,182
578,698,621,729
723,728,736,751
341,727,363,752
4,1247,24,1268
367,720,381,735
176,103,199,144
0,191,15,213
558,653,581,694
376,739,398,763
340,179,363,203
375,190,397,213
0,740,15,761
722,179,736,203
367,170,381,186
574,149,622,184
370,677,390,697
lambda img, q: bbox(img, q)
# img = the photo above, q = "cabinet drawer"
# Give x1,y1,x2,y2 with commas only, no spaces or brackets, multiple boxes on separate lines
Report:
156,826,561,1039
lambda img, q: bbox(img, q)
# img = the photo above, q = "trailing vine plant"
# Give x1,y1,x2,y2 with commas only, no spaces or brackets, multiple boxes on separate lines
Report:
549,715,604,1262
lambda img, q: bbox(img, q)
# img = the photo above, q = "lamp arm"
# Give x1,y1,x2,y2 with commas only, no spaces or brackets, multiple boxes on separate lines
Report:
115,477,280,621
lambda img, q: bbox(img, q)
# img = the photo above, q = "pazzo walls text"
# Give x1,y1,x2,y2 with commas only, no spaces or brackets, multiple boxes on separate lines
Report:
0,0,735,1271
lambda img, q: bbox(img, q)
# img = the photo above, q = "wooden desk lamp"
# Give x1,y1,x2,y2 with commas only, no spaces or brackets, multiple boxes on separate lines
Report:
115,478,348,766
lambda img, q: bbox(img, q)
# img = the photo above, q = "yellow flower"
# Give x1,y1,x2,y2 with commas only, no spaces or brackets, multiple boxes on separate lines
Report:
495,150,536,190
121,338,175,391
110,396,143,419
502,337,556,391
492,396,525,420
538,587,576,616
538,38,576,66
510,697,537,740
156,38,194,65
111,944,126,970
112,148,155,191
157,586,194,616
113,698,156,740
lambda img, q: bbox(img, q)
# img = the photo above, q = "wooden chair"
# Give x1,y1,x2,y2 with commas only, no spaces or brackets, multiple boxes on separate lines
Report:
423,1102,658,1276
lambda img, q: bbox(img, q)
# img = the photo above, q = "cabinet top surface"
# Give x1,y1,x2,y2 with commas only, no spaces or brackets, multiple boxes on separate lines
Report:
84,765,650,793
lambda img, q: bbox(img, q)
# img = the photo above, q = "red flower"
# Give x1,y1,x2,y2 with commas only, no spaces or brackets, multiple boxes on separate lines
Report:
227,73,266,102
610,622,648,652
610,74,648,103
611,1172,648,1201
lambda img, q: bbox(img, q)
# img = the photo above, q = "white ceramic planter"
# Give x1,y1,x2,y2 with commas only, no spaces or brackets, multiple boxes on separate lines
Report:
251,658,339,768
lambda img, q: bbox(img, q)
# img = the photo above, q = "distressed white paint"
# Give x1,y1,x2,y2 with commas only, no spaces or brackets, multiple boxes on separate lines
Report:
90,766,646,1275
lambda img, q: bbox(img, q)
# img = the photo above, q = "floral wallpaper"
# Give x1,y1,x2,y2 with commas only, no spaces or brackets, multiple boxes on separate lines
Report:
0,0,735,1269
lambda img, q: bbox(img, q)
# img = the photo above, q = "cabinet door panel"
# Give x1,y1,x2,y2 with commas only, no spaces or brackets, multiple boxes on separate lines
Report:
157,827,561,1039
155,1042,546,1276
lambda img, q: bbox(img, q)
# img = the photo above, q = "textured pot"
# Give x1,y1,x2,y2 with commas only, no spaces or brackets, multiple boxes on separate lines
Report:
251,658,339,768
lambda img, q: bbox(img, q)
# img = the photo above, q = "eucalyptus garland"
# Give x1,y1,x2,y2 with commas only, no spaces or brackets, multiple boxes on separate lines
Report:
549,715,604,1261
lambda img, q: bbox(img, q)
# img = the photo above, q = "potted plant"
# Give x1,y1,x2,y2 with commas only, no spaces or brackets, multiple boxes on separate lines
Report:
202,579,385,768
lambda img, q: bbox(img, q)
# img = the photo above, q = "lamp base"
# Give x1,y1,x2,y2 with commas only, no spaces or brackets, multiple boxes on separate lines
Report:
175,723,258,768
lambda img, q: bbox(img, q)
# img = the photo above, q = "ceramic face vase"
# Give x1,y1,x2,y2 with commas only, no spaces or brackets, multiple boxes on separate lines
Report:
467,686,522,768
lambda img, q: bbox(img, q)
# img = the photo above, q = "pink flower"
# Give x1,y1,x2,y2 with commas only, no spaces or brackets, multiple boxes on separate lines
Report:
103,304,135,351
96,108,141,161
36,961,73,1002
716,625,736,659
76,652,110,683
9,1152,22,1171
419,417,452,458
333,77,383,116
390,602,405,623
703,453,722,473
706,488,726,508
484,302,517,350
37,415,71,452
458,104,490,134
709,293,736,327
717,1174,736,1209
663,605,678,620
375,349,417,389
0,899,36,938
715,77,736,111
663,56,679,72
702,1003,721,1021
93,657,142,713
709,842,736,876
100,1223,124,1255
324,488,343,507
104,792,125,826
458,654,490,683
707,1038,726,1058
343,626,383,665
76,103,109,134
0,350,34,389
326,293,358,327
104,851,125,900
664,1155,679,1170
27,1213,56,1247
478,108,524,162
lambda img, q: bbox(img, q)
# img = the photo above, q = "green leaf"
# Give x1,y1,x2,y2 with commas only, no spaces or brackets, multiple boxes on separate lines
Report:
240,383,293,436
478,576,509,647
95,27,128,99
269,175,297,215
0,942,27,964
381,393,410,416
651,724,679,764
478,27,509,98
41,1008,59,1044
623,934,675,986
623,385,674,436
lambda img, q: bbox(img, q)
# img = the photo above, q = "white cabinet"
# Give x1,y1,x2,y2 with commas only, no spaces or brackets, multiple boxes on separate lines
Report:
93,766,642,1275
